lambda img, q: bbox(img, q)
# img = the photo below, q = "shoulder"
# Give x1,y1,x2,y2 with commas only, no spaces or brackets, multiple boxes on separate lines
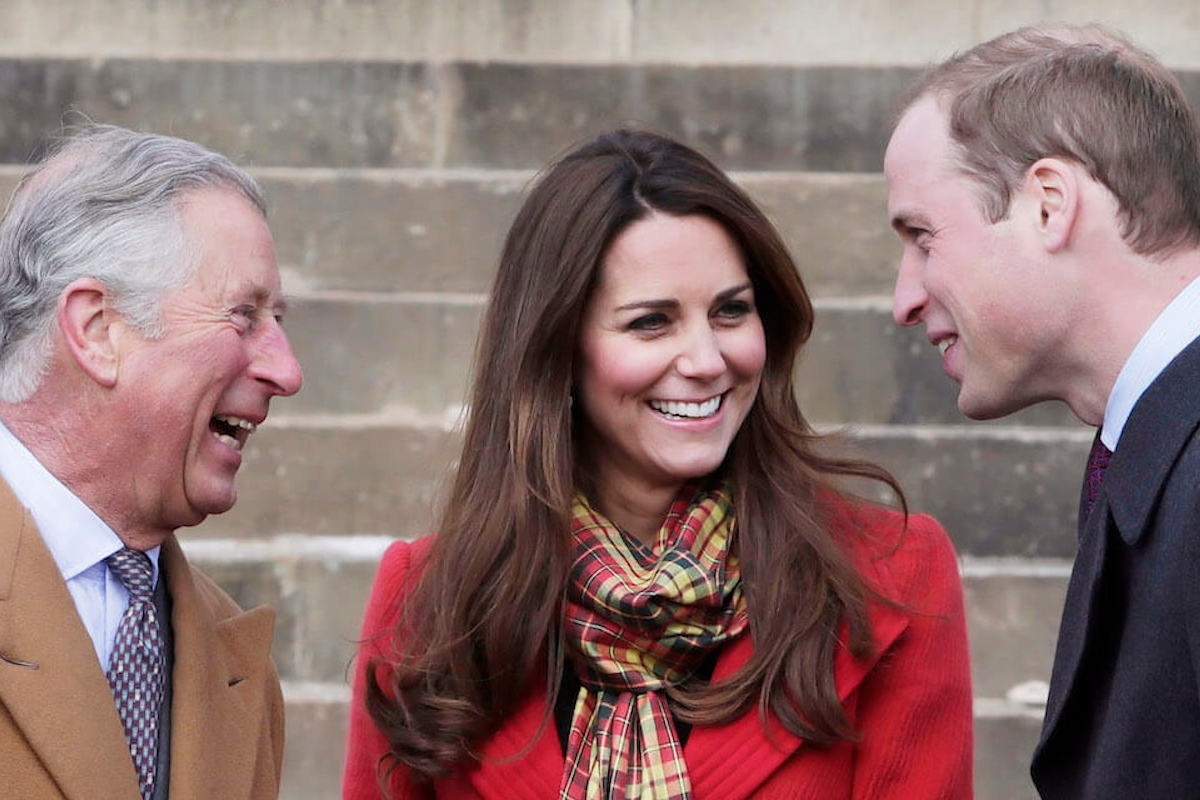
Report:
824,495,961,611
359,534,436,641
376,534,436,589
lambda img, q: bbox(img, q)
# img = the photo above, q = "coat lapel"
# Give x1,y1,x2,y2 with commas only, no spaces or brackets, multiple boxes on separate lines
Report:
1034,493,1110,755
162,537,277,798
0,481,140,799
1037,335,1200,757
686,578,910,800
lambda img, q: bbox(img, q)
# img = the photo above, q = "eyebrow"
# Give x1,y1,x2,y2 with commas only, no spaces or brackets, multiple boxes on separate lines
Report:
614,281,754,312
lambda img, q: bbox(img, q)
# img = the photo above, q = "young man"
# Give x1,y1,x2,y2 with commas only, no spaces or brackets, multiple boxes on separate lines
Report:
886,25,1200,798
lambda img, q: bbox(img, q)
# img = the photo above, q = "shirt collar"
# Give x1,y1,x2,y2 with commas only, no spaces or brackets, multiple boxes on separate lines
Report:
0,419,159,585
1102,274,1200,450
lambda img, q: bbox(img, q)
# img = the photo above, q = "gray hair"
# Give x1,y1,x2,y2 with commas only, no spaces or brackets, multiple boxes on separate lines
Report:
0,124,266,402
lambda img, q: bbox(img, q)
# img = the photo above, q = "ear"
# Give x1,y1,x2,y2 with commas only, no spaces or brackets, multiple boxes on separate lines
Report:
56,277,120,388
1025,158,1079,253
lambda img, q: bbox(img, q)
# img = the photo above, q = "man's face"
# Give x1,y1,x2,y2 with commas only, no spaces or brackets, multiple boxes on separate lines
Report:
113,188,302,542
884,95,1069,419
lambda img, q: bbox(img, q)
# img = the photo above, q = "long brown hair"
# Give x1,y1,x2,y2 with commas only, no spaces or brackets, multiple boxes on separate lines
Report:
366,129,904,783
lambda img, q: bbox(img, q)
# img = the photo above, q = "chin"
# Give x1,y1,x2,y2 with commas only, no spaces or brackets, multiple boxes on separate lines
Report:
187,487,239,518
660,456,728,485
956,386,1028,421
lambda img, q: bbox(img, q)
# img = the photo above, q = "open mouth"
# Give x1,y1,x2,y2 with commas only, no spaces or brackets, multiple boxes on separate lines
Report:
937,335,958,355
648,394,723,420
209,413,256,451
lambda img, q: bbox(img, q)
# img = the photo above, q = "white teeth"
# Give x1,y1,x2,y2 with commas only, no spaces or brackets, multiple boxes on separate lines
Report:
649,396,722,419
938,336,957,356
214,414,257,433
214,433,242,451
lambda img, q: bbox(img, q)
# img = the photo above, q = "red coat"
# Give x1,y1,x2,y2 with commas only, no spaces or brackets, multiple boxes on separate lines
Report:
343,505,973,799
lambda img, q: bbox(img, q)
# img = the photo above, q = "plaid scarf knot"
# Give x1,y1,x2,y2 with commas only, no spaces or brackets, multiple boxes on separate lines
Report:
560,483,747,800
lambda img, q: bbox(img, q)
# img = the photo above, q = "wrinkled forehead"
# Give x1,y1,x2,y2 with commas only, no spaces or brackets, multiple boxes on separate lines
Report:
176,188,284,303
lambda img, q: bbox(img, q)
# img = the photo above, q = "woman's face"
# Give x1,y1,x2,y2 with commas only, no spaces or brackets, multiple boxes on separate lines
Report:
575,212,766,503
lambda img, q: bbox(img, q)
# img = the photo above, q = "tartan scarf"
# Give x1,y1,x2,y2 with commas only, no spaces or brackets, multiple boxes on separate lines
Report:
559,483,748,800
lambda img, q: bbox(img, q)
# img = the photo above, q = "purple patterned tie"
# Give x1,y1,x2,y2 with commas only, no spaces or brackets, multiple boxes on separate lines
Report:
106,548,165,800
1085,436,1113,514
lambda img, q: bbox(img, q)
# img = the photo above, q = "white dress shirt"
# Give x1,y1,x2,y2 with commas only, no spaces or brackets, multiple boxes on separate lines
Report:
1102,274,1200,451
0,420,160,670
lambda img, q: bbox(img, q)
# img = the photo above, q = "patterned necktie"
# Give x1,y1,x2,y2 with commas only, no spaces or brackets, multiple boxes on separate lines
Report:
1085,435,1113,514
106,548,166,800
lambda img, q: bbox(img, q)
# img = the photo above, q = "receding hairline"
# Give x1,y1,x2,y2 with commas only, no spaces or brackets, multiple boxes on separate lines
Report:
898,22,1154,117
8,129,266,222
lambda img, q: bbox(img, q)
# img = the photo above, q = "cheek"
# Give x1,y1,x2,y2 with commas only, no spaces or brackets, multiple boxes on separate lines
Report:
727,323,767,383
578,339,668,400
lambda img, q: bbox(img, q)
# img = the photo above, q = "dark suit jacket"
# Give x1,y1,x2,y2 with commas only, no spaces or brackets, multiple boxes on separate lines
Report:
0,479,286,799
1032,334,1200,798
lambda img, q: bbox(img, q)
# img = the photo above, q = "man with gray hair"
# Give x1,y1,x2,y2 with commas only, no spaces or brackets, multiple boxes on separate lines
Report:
885,24,1200,797
0,126,301,798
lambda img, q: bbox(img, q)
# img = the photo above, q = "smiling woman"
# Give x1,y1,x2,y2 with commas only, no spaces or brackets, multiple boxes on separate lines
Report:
575,213,766,543
344,129,974,799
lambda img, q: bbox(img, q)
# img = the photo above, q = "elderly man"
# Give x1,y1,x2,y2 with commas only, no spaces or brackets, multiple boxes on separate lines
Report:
0,126,302,799
885,25,1200,798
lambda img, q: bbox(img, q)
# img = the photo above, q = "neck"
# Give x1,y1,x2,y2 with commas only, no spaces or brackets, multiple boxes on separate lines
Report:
580,468,681,546
1,394,171,550
1058,248,1200,427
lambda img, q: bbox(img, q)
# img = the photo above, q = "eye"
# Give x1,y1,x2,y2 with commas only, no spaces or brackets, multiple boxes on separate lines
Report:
231,305,259,333
714,299,753,321
627,312,669,332
905,225,933,253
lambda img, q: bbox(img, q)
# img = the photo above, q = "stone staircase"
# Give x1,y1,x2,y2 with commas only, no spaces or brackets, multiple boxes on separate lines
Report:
6,3,1199,797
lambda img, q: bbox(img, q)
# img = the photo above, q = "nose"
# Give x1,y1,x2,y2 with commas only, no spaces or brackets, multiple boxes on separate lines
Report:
892,248,929,327
251,320,303,397
676,325,725,380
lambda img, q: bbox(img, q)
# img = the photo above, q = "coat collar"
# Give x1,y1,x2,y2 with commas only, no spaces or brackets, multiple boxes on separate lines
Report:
0,479,141,798
160,535,278,799
457,572,911,800
1101,334,1200,545
0,478,276,799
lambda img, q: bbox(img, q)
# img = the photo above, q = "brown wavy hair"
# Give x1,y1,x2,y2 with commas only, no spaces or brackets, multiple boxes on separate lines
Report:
366,129,904,785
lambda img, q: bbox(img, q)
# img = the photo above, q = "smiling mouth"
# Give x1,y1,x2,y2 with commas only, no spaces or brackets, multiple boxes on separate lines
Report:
210,414,257,451
648,395,723,420
937,335,958,355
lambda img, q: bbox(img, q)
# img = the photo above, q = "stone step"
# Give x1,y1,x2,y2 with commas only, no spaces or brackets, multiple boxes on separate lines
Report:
0,57,911,170
281,687,1042,800
0,168,906,298
960,559,1069,700
259,170,901,299
278,292,1081,428
6,0,1200,71
186,541,1072,692
198,420,1090,557
3,58,1198,172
